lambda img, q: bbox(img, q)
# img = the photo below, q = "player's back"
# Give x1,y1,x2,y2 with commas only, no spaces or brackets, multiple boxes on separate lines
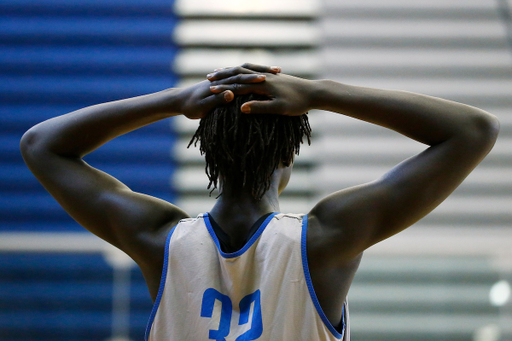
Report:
145,213,349,341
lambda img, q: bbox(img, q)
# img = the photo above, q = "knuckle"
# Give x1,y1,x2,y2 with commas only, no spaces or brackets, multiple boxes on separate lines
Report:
197,98,207,107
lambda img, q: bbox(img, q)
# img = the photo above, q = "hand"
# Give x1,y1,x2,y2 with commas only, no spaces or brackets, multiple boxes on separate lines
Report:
206,63,282,81
208,68,314,116
176,72,267,119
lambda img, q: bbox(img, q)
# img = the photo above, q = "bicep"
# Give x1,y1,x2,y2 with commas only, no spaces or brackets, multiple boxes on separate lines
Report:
310,139,487,260
26,152,187,262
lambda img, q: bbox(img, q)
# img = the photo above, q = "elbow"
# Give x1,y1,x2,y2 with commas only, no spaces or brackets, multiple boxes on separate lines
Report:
20,127,35,157
463,110,500,154
20,125,46,163
487,113,500,140
474,111,499,146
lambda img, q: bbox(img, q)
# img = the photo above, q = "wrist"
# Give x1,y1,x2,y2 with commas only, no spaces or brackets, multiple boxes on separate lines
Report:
308,79,354,112
305,79,324,111
307,79,340,111
157,88,185,117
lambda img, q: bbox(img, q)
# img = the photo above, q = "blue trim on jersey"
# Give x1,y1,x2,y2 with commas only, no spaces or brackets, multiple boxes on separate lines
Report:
300,215,344,340
144,225,176,341
203,212,278,259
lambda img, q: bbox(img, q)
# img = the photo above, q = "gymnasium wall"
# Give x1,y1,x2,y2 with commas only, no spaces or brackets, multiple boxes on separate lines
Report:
316,1,512,340
0,0,178,339
1,0,511,341
0,0,179,232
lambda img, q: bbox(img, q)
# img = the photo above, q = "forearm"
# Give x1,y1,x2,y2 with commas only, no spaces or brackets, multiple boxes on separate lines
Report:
21,88,182,159
310,80,499,147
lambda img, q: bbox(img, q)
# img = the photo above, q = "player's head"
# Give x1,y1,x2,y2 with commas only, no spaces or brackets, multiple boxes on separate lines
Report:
188,93,311,200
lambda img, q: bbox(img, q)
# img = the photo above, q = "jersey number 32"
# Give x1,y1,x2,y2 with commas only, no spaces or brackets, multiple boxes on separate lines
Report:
201,288,263,341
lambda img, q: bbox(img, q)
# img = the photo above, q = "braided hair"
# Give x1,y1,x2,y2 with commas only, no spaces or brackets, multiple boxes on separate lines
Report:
188,94,312,200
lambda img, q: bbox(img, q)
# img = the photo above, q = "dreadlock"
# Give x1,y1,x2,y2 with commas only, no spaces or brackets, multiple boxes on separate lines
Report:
188,93,312,200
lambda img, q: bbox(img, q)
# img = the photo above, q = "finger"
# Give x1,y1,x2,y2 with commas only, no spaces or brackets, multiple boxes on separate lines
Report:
200,90,234,109
210,74,266,86
210,83,267,96
241,100,281,114
207,66,259,81
241,63,281,74
211,64,280,74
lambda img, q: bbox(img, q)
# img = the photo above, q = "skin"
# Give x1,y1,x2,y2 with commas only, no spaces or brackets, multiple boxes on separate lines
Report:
21,63,499,331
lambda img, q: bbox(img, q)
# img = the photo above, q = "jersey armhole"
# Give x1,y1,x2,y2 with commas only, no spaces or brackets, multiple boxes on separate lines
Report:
301,215,345,340
144,225,177,341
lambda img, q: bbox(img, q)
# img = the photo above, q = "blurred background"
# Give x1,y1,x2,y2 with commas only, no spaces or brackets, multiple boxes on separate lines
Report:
0,0,511,340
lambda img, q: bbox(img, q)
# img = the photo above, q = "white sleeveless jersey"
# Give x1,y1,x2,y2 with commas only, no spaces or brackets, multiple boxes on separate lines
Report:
145,213,350,341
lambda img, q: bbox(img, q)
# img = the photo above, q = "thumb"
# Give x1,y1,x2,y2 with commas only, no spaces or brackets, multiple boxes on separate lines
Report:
241,100,279,114
202,90,234,109
222,90,234,102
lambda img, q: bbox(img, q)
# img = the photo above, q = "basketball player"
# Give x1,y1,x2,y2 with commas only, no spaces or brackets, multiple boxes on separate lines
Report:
21,63,499,340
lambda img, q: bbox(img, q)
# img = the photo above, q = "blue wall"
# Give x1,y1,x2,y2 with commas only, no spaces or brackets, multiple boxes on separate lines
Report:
0,0,179,231
0,0,179,339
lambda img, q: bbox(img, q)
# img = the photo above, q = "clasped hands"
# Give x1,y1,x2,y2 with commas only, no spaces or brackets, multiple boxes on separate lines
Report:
178,63,313,119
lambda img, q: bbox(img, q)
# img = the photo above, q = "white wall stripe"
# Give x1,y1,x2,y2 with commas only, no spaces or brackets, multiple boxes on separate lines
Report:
174,0,319,17
173,21,320,46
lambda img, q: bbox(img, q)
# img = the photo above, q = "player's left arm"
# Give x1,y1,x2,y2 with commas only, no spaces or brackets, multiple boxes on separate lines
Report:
207,67,500,265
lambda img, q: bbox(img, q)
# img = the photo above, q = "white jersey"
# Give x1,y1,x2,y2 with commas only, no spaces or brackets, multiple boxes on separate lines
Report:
145,212,349,341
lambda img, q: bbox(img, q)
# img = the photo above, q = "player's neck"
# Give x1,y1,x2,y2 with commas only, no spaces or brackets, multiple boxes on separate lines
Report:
209,189,278,248
210,183,280,224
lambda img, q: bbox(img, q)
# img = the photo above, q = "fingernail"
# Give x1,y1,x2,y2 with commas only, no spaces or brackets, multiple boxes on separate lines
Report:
206,73,213,79
270,66,281,72
241,105,250,113
214,68,221,71
224,92,233,101
210,85,218,90
257,74,266,79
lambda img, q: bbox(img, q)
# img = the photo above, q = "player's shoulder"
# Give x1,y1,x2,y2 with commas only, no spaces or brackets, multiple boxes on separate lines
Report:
172,213,207,228
274,212,305,221
262,213,306,240
270,213,324,234
269,213,307,231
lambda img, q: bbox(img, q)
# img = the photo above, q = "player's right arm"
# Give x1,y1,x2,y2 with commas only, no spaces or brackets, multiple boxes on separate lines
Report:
208,70,500,265
19,69,272,298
